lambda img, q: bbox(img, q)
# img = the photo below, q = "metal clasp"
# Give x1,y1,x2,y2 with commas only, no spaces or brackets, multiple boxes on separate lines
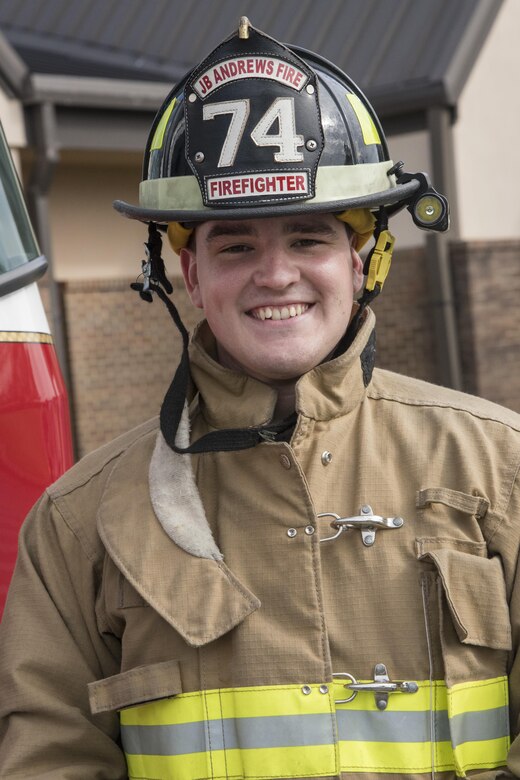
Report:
318,505,403,546
333,663,418,710
141,244,152,293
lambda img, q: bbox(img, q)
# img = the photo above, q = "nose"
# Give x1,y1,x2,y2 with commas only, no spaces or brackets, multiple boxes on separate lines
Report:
252,249,300,289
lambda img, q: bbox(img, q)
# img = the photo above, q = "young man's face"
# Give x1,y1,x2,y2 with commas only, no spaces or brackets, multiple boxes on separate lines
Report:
180,213,364,386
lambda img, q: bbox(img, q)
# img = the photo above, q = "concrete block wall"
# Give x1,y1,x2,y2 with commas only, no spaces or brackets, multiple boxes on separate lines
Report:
373,246,438,384
452,239,520,413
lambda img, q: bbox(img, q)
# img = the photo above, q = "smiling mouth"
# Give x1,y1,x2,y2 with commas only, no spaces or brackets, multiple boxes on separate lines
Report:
249,303,311,321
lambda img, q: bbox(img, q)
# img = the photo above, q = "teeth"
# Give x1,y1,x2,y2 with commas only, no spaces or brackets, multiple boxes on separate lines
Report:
251,304,309,320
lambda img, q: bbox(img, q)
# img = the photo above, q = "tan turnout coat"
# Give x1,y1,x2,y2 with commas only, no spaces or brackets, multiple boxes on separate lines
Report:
2,310,520,779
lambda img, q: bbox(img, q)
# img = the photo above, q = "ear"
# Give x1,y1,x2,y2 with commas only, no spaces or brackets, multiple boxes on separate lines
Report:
179,248,203,309
350,246,364,294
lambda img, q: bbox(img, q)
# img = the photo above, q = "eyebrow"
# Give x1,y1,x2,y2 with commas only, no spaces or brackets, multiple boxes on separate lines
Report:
205,223,256,244
282,220,337,237
204,219,338,244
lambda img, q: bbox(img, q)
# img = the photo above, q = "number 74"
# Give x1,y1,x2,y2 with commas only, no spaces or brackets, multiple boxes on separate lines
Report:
202,97,305,168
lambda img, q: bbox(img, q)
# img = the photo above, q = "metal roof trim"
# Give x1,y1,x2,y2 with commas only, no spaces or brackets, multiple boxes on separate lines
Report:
25,73,170,110
0,0,505,120
3,27,186,85
0,29,29,97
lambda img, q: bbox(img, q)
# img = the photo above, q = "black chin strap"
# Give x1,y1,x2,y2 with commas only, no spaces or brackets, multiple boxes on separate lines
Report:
131,223,297,454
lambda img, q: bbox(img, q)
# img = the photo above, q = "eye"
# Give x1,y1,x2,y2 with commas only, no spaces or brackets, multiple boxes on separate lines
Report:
220,243,253,254
292,237,324,248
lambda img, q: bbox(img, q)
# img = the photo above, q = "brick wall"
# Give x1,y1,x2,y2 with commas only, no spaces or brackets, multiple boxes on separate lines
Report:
40,239,519,458
372,246,438,384
452,238,520,413
64,278,202,456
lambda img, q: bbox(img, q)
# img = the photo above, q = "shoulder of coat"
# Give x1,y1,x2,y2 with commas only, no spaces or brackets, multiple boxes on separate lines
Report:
369,368,520,434
47,416,160,500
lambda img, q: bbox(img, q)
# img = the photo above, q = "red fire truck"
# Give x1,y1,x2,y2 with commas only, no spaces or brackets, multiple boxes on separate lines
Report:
0,120,73,618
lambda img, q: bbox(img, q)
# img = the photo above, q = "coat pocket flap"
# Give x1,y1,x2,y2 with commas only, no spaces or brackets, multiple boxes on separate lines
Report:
417,542,511,651
88,659,182,715
416,487,489,518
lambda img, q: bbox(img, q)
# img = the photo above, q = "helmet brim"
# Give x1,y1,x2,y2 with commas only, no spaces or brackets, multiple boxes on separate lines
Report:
114,175,419,225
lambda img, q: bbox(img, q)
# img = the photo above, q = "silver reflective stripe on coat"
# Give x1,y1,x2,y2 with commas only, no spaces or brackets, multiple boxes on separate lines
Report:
121,705,509,756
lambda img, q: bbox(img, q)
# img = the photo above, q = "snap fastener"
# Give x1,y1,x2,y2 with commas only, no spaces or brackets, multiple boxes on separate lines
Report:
301,685,312,695
304,525,315,535
321,451,332,466
287,528,297,538
280,454,292,469
319,685,329,694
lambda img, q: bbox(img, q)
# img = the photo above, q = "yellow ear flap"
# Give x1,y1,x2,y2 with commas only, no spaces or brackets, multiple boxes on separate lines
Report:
335,209,376,250
167,222,194,254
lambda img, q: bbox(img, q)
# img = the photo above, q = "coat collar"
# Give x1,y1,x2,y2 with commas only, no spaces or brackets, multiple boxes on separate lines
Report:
97,425,260,648
189,308,376,429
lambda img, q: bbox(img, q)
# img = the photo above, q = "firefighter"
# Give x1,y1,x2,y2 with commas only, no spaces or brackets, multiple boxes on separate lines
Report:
1,18,520,780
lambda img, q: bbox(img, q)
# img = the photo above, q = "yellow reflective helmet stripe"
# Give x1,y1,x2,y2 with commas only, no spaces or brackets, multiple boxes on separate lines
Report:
346,93,381,146
119,677,509,777
150,97,177,152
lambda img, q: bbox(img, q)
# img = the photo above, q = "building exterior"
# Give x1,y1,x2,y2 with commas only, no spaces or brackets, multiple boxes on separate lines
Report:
0,0,518,457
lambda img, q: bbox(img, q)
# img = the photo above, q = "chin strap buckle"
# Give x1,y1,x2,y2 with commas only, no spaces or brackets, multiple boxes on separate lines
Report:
364,228,395,293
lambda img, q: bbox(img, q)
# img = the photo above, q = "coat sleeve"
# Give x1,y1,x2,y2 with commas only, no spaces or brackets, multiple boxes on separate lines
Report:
0,492,127,779
502,464,520,777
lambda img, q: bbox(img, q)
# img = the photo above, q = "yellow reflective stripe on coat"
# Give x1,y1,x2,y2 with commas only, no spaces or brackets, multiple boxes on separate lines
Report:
120,676,509,778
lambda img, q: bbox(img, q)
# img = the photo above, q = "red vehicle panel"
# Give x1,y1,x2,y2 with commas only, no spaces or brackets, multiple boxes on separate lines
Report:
0,338,73,607
0,121,73,617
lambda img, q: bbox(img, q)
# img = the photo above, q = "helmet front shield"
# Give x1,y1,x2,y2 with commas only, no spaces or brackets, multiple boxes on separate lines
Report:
114,20,424,225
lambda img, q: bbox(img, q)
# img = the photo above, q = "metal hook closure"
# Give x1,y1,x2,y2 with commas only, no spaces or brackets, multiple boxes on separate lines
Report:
318,505,403,546
333,663,418,710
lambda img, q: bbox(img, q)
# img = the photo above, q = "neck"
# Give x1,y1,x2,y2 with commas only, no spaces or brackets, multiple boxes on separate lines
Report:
271,382,296,422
